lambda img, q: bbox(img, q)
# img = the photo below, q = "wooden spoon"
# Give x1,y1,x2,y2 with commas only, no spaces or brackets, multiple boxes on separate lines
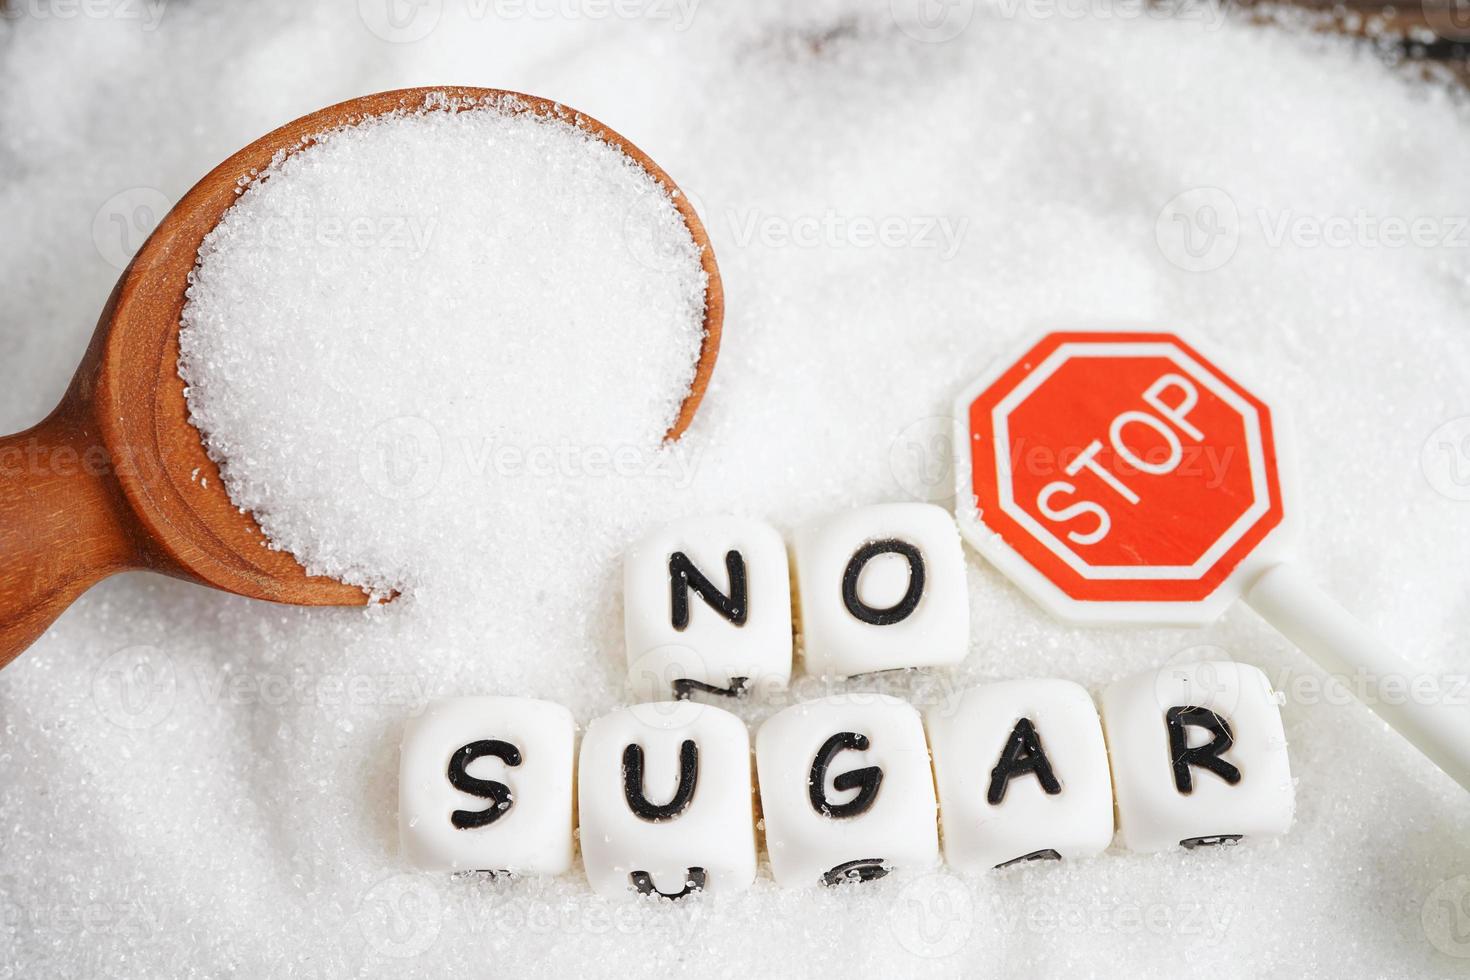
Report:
0,86,724,670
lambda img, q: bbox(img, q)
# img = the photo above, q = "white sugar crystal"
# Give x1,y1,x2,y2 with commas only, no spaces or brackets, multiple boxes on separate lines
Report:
178,99,708,597
2,2,1470,979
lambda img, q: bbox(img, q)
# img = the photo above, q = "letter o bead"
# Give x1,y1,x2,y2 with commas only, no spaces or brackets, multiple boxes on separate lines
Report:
793,503,970,678
399,697,575,874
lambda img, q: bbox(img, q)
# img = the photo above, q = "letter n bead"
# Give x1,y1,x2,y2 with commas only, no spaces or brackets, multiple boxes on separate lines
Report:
624,517,793,702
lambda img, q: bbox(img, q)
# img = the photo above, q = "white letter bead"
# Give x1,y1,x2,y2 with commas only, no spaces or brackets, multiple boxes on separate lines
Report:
578,702,757,899
1101,661,1294,853
756,694,939,888
399,697,575,874
793,503,969,678
926,679,1113,871
624,516,793,702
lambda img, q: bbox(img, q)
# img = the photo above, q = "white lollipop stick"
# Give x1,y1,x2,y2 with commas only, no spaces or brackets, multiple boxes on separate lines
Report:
954,328,1470,792
1247,562,1470,791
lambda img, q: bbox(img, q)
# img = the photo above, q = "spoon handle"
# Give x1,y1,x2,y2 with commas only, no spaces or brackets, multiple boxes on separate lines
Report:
0,405,143,669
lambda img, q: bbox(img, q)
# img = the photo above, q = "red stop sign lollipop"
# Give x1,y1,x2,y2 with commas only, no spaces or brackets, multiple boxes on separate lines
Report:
956,329,1470,790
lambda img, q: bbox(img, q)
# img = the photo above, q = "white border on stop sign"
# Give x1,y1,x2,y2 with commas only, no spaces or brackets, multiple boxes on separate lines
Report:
950,324,1302,627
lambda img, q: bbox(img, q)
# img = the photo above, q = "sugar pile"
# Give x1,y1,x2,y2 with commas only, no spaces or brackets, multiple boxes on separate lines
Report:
3,2,1470,979
179,97,708,596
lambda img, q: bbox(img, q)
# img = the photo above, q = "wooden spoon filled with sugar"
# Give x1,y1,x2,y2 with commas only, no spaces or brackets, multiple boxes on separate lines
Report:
0,87,723,668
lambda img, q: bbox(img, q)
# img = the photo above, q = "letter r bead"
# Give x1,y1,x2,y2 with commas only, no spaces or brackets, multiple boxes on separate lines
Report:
1100,662,1294,853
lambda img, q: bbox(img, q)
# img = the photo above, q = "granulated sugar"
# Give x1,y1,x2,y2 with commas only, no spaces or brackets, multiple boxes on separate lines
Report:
3,2,1470,979
179,97,708,596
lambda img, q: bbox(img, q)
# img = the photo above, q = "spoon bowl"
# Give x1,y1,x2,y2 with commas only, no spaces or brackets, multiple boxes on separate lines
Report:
0,86,723,669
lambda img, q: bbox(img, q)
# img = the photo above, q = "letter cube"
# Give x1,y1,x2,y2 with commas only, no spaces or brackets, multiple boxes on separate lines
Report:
755,694,939,888
792,503,969,678
624,516,793,702
400,697,575,874
926,679,1113,871
1100,660,1294,853
578,702,757,899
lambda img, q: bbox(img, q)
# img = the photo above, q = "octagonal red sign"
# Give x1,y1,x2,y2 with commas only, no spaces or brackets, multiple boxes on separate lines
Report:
955,330,1291,624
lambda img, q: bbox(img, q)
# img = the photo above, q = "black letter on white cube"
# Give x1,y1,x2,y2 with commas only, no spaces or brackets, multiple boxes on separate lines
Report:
986,717,1062,805
670,551,747,630
841,540,925,626
822,858,889,886
623,740,700,821
447,739,521,830
1165,706,1242,794
629,867,708,900
672,676,750,700
809,732,883,818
